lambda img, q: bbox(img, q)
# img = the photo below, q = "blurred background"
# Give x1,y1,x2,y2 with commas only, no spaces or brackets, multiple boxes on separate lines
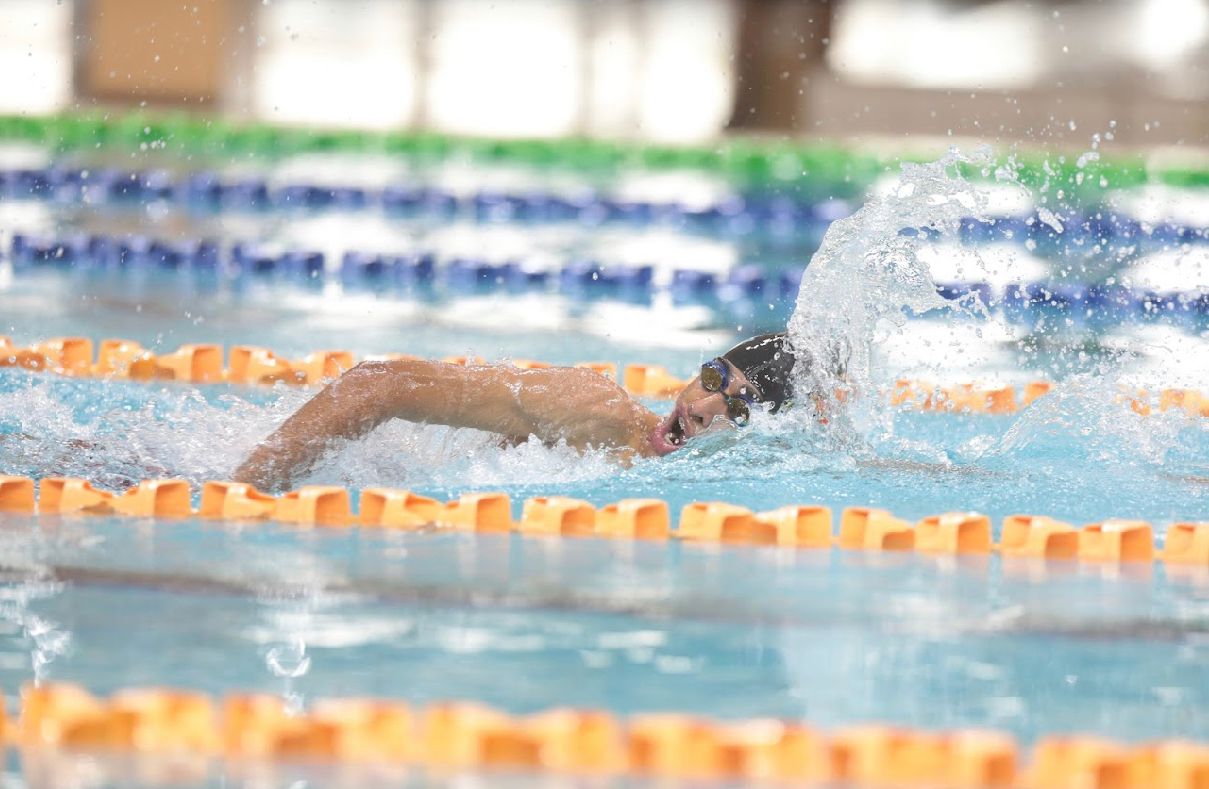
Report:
1,0,1206,147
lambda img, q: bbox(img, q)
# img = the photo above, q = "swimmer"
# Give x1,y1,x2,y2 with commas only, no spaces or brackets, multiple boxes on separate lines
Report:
233,333,798,491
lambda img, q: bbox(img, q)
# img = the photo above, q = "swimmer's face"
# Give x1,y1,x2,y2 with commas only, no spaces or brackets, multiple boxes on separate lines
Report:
649,359,757,455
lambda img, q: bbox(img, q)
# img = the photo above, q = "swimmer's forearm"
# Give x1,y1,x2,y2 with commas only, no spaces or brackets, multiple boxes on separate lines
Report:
232,360,523,490
231,372,380,490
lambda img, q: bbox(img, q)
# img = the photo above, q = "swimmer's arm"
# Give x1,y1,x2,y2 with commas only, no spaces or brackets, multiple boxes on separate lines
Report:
232,359,529,490
232,360,633,490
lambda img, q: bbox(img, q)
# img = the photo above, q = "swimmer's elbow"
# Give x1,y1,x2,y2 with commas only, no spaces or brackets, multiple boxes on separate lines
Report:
336,357,464,428
328,359,417,427
338,359,398,392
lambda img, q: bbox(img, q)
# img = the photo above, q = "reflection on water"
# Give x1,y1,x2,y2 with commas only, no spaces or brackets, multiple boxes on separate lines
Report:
0,514,1207,745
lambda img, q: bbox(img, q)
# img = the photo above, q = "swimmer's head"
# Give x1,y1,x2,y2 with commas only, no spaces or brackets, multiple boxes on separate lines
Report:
649,333,796,455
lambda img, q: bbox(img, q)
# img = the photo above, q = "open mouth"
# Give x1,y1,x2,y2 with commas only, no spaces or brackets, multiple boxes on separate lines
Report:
650,406,690,455
667,413,688,447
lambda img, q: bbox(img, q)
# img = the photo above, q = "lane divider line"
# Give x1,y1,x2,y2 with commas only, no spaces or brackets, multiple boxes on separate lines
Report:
0,477,1206,569
3,334,1208,417
10,682,1209,786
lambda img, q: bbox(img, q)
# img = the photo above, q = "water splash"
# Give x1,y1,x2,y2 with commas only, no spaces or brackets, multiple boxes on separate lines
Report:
787,149,996,400
0,370,617,495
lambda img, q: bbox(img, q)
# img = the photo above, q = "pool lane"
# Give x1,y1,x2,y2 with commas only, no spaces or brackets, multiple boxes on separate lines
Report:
0,512,1207,745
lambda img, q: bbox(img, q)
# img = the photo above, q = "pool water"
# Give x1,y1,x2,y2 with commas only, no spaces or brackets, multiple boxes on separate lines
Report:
1,369,1207,525
1,513,1207,745
0,140,1207,783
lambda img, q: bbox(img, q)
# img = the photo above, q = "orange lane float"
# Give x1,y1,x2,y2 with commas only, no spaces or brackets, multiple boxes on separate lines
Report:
147,344,225,384
627,713,718,778
226,345,273,384
939,384,1018,415
30,337,95,375
12,682,1209,786
222,693,293,756
199,481,278,520
234,350,302,386
892,382,1020,415
1029,736,1133,789
106,687,221,752
596,498,670,540
713,720,829,782
947,731,1020,788
276,698,413,762
6,335,1209,420
519,495,596,537
294,350,356,385
0,475,36,512
37,477,115,515
915,512,993,554
999,515,1079,560
358,488,442,529
1129,741,1209,789
112,479,193,518
421,701,515,768
0,345,50,371
819,726,1016,787
1022,381,1054,406
1078,520,1155,564
677,501,777,545
275,485,352,527
94,338,149,377
19,683,108,747
758,504,833,548
622,364,691,398
518,708,627,774
2,474,1208,571
443,491,513,532
838,506,915,551
1161,522,1209,565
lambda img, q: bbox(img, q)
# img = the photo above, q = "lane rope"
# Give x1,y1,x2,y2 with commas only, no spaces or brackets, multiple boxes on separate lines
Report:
2,334,1206,418
9,681,1209,787
0,477,1206,568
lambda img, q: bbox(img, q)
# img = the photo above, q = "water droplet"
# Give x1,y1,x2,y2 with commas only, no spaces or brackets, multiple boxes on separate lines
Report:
266,641,310,679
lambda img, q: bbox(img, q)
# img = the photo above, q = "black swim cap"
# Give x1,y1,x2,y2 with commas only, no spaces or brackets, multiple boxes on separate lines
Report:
721,333,796,413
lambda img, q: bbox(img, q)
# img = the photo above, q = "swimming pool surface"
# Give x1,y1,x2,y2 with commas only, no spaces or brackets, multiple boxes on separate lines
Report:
2,512,1207,746
1,139,1207,785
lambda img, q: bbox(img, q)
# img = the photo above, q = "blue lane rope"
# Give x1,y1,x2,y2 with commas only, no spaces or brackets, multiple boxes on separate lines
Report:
1,164,1206,246
7,230,1208,320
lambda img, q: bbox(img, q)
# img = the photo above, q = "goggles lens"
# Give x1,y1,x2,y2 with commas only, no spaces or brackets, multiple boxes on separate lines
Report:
700,359,753,427
726,397,750,426
700,361,726,393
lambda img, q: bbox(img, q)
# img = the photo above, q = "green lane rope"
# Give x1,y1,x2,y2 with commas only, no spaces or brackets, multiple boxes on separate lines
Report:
0,111,1204,200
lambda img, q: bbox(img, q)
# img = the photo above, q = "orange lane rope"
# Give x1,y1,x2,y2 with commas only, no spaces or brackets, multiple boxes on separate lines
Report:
9,682,1209,787
2,335,1206,417
0,478,1205,568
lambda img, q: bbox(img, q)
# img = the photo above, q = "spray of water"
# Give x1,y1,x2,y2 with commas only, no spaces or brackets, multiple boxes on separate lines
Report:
787,149,995,402
0,372,618,494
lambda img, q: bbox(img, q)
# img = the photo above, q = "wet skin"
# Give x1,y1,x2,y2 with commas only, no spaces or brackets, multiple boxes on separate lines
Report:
648,360,758,455
233,357,756,492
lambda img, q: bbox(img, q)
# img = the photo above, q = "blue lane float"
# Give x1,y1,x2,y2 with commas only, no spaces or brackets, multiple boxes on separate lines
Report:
3,164,1206,246
7,229,1209,320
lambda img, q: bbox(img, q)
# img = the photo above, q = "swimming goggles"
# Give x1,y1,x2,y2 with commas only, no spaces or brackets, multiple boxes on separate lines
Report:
699,358,758,427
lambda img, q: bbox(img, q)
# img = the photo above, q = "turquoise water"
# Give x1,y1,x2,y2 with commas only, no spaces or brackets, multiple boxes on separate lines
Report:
1,512,1207,746
2,367,1207,525
0,151,1207,785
